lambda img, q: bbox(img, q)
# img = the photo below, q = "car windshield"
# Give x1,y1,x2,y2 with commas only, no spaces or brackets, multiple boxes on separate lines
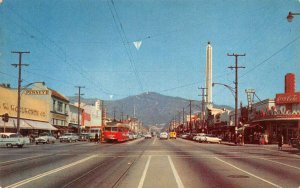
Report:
40,133,49,136
9,134,21,138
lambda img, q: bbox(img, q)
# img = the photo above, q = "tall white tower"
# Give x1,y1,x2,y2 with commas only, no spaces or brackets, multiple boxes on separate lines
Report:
205,41,213,109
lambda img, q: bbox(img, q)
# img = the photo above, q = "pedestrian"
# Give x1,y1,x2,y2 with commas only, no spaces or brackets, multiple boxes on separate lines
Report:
95,133,99,143
278,134,283,150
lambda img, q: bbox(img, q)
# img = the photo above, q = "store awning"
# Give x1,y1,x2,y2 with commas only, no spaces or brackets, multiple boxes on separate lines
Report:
24,120,57,131
0,118,33,129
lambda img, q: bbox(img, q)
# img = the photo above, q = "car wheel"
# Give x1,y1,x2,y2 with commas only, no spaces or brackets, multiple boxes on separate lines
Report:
36,142,39,145
6,143,12,148
17,144,23,148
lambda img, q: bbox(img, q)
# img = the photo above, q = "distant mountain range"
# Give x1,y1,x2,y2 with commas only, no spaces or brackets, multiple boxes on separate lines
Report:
68,92,232,127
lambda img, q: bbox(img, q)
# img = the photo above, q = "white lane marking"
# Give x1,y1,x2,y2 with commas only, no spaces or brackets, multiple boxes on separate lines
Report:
256,157,300,170
5,155,97,188
168,155,185,188
0,155,47,165
152,137,156,145
138,155,152,188
215,157,282,188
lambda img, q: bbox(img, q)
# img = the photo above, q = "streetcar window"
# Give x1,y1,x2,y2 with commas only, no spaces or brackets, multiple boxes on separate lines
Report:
111,127,118,132
105,127,111,131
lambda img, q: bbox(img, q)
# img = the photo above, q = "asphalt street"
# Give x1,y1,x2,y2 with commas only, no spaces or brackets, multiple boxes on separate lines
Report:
0,137,299,188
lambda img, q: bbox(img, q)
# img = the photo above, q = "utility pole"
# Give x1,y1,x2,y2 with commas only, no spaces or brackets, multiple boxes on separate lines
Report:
198,87,207,133
11,51,30,134
189,100,192,134
228,53,245,145
182,108,185,133
75,86,85,134
113,107,116,121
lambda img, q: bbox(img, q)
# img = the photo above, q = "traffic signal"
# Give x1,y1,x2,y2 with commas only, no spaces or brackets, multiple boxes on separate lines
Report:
2,113,9,122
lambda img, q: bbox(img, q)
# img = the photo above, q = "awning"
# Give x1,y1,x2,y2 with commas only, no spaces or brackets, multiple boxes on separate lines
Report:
0,118,33,129
24,120,57,131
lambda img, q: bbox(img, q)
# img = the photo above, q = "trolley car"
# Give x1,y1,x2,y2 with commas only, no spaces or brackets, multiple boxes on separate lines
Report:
103,123,129,142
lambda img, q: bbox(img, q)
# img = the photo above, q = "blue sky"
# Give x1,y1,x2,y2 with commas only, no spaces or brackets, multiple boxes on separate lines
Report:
0,0,299,107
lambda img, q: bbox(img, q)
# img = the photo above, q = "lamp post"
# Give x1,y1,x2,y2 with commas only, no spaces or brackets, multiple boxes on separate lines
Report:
287,12,300,22
212,82,238,144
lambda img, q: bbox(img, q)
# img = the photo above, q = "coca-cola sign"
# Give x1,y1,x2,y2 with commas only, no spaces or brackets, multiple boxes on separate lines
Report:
275,93,300,104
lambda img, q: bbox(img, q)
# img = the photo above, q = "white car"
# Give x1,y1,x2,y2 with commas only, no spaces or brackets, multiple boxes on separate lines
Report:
59,133,79,143
35,132,56,144
144,133,152,139
194,133,207,142
205,134,222,143
0,133,30,148
160,132,168,140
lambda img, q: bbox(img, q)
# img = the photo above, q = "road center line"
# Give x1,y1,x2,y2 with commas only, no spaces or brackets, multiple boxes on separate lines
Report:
138,155,152,188
168,155,185,188
5,155,97,188
214,157,282,188
152,137,156,145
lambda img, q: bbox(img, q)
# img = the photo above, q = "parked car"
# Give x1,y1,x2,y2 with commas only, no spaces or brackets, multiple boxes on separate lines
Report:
205,134,222,143
59,133,79,143
35,132,56,144
194,133,207,142
0,133,30,148
78,133,90,141
88,128,101,142
290,137,300,149
128,133,134,140
181,134,189,139
144,133,152,139
160,132,168,140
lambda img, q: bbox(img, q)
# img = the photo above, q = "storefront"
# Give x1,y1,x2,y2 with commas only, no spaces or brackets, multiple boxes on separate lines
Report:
0,86,57,135
248,73,300,144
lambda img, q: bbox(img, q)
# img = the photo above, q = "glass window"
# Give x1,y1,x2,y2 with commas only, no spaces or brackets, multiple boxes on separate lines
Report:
105,127,111,131
111,127,118,132
57,101,63,112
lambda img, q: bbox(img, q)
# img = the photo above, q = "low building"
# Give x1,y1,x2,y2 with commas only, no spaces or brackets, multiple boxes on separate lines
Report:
0,84,57,135
248,73,300,144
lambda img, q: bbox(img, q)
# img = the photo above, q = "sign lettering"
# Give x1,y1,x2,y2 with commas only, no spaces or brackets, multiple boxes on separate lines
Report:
24,90,49,95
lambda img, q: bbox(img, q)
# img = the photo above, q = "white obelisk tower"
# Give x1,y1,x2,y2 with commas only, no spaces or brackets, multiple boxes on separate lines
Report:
205,41,213,109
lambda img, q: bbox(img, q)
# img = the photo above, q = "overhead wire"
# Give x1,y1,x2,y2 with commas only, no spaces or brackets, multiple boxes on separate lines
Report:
4,4,121,98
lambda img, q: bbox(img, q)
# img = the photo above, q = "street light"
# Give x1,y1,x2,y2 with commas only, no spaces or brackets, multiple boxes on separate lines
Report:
212,82,238,144
287,12,300,22
212,83,235,97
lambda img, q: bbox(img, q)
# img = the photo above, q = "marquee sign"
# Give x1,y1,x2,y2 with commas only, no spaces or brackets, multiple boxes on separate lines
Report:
275,92,300,104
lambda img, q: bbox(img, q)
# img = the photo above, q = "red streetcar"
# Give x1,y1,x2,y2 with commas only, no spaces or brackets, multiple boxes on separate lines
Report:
103,123,129,143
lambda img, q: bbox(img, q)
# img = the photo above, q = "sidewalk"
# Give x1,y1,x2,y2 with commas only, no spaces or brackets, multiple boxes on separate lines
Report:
221,141,299,151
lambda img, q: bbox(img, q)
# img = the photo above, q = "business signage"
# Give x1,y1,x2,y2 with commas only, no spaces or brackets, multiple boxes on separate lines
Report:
0,87,50,121
275,93,300,104
24,90,49,95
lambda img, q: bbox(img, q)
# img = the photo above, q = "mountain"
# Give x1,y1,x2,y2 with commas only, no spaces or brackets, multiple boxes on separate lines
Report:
68,92,232,127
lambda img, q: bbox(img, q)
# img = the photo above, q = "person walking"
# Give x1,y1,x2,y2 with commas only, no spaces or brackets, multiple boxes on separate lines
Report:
95,133,99,144
278,134,283,150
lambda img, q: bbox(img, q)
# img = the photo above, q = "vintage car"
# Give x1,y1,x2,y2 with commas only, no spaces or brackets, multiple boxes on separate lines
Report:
35,132,56,144
204,134,222,144
160,132,168,140
59,133,79,143
169,132,177,139
0,132,30,148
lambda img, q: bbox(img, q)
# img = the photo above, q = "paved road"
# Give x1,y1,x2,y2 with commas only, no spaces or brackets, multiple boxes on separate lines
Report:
0,138,299,188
